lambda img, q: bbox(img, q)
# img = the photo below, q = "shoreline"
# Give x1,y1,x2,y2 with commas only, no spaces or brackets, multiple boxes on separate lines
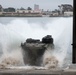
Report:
0,15,73,17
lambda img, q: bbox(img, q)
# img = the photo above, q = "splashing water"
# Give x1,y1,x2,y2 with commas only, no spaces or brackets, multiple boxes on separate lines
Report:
0,17,72,69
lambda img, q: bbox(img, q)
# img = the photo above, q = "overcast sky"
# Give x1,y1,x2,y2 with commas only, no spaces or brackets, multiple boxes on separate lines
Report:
0,0,73,10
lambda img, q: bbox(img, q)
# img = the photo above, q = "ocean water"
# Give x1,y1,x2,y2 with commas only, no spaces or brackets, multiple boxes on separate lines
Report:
0,17,73,69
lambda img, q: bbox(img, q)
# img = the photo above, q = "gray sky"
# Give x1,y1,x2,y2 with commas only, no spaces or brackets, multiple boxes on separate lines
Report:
0,0,73,10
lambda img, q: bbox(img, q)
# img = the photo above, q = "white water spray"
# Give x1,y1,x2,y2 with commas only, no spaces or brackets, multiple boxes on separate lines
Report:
0,17,72,69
